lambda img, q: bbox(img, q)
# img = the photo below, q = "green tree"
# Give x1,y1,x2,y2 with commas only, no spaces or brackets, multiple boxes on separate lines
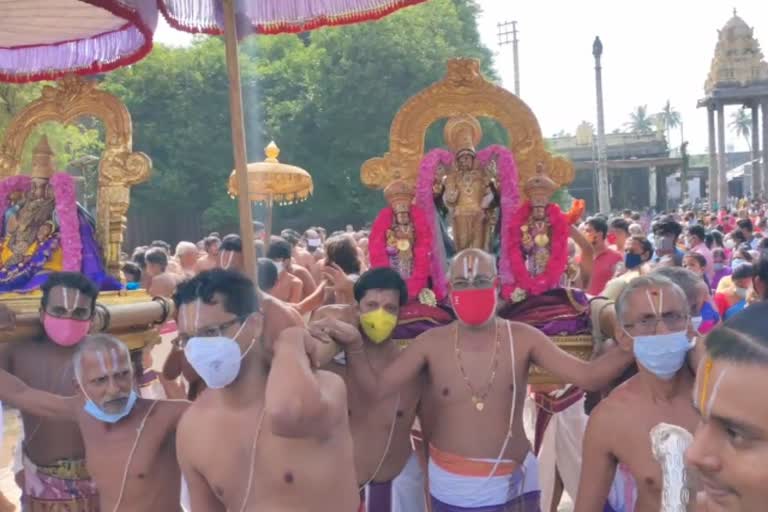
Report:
657,100,681,147
730,107,752,151
624,105,655,135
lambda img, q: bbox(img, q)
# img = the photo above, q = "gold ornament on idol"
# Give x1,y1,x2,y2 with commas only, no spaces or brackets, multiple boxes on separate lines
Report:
454,319,501,412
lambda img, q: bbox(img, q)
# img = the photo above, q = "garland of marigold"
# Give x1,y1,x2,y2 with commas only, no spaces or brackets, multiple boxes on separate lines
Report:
369,204,432,300
503,201,569,298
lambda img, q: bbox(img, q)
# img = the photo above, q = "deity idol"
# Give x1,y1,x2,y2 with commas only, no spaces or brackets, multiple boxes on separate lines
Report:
370,180,433,301
435,115,498,253
0,136,119,292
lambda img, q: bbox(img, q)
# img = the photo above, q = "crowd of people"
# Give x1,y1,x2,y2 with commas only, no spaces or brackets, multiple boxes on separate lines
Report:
0,201,767,512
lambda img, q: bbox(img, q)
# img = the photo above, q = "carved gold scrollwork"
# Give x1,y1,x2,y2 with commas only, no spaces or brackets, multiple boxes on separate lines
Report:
0,75,152,278
361,58,574,195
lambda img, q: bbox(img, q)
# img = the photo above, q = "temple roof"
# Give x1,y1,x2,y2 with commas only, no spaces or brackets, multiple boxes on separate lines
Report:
704,11,768,94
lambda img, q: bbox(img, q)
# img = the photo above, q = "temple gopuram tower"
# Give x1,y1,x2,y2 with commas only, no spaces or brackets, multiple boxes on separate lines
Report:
698,10,768,203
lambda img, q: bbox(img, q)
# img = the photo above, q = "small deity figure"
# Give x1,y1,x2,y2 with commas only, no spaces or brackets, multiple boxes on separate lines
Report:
1,137,61,272
0,136,119,292
383,180,416,279
435,115,497,252
520,162,560,277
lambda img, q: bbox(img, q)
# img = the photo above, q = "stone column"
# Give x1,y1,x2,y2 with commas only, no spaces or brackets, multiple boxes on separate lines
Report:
649,166,657,208
717,104,728,206
752,101,761,197
707,105,718,206
763,99,768,201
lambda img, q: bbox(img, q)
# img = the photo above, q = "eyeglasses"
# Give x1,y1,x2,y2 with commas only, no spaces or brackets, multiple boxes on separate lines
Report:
178,316,245,345
623,311,689,335
45,305,91,321
451,277,496,290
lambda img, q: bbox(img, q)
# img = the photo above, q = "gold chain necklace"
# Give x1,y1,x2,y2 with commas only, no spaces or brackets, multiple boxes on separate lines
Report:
454,319,501,412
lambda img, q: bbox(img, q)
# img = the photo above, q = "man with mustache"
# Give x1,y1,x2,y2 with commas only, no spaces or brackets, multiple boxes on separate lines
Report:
0,334,189,511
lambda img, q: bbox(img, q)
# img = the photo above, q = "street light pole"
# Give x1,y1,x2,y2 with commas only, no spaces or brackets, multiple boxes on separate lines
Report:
593,36,611,213
498,21,520,96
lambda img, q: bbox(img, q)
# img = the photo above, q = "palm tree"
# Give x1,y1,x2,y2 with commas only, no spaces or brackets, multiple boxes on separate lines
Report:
658,100,682,146
624,105,655,135
730,107,752,151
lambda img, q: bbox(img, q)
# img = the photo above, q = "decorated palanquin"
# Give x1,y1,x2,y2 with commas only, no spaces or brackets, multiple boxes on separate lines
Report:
0,75,170,350
361,58,603,384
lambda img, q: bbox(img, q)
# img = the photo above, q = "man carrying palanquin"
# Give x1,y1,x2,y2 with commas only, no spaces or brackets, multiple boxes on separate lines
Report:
311,248,633,511
318,267,426,512
574,274,699,512
0,272,101,511
437,115,497,253
174,269,358,511
0,334,189,511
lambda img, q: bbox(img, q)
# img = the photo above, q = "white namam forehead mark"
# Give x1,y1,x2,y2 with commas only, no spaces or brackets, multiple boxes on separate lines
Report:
461,254,479,280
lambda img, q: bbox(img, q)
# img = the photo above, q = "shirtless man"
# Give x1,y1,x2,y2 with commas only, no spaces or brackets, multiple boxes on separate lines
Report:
574,274,699,512
0,334,188,511
143,247,178,298
195,236,221,272
282,229,316,272
0,272,100,510
686,306,768,512
267,238,310,302
311,249,633,511
319,268,426,512
174,269,358,511
217,235,245,273
175,241,199,278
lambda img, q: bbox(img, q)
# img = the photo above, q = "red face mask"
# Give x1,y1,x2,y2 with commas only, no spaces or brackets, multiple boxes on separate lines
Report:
606,232,617,245
450,287,497,326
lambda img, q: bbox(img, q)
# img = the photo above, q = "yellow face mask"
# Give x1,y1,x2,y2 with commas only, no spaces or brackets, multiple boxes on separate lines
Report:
359,308,398,344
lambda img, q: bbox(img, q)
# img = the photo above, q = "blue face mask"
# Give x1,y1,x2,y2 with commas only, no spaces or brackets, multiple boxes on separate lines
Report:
732,258,746,270
83,390,138,424
625,252,643,269
633,330,692,380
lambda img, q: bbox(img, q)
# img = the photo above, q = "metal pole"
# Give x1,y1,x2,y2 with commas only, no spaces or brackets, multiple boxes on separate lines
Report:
222,0,257,278
593,37,610,213
497,21,520,97
716,104,728,206
751,101,760,198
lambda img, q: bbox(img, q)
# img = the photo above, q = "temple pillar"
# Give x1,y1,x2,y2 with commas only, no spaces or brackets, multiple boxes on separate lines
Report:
716,103,728,206
648,166,657,208
763,99,768,201
752,101,761,197
707,105,718,206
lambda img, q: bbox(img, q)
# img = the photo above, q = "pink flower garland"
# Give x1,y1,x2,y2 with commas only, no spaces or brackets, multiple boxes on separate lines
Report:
415,148,454,300
50,173,83,272
369,204,433,300
477,145,520,290
0,174,82,273
503,202,569,298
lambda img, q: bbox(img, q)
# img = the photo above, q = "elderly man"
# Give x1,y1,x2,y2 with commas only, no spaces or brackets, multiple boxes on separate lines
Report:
311,248,633,511
0,272,100,510
686,303,768,511
0,334,189,511
174,241,199,278
174,269,357,511
574,274,699,512
318,267,426,512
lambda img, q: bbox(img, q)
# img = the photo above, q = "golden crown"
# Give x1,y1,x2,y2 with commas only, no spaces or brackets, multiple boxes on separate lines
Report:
524,162,558,202
444,114,482,156
384,180,414,213
30,136,56,180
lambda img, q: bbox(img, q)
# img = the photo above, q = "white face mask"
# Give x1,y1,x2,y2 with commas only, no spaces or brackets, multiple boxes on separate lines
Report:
274,261,284,274
691,316,703,332
183,301,255,389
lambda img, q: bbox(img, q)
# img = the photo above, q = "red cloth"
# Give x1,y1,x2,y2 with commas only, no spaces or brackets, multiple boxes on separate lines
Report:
587,248,622,295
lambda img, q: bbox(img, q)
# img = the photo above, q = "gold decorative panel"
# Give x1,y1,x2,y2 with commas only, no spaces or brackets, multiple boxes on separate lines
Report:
361,59,574,195
0,75,151,278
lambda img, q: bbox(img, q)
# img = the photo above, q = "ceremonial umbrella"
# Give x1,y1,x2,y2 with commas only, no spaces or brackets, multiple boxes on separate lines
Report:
0,0,428,274
227,141,313,253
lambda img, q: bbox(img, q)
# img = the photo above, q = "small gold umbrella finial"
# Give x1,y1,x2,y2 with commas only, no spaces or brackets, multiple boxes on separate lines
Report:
265,141,280,162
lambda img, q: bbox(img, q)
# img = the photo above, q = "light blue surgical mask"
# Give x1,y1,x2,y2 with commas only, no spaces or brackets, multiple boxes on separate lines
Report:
83,390,138,424
732,258,746,270
633,330,693,380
